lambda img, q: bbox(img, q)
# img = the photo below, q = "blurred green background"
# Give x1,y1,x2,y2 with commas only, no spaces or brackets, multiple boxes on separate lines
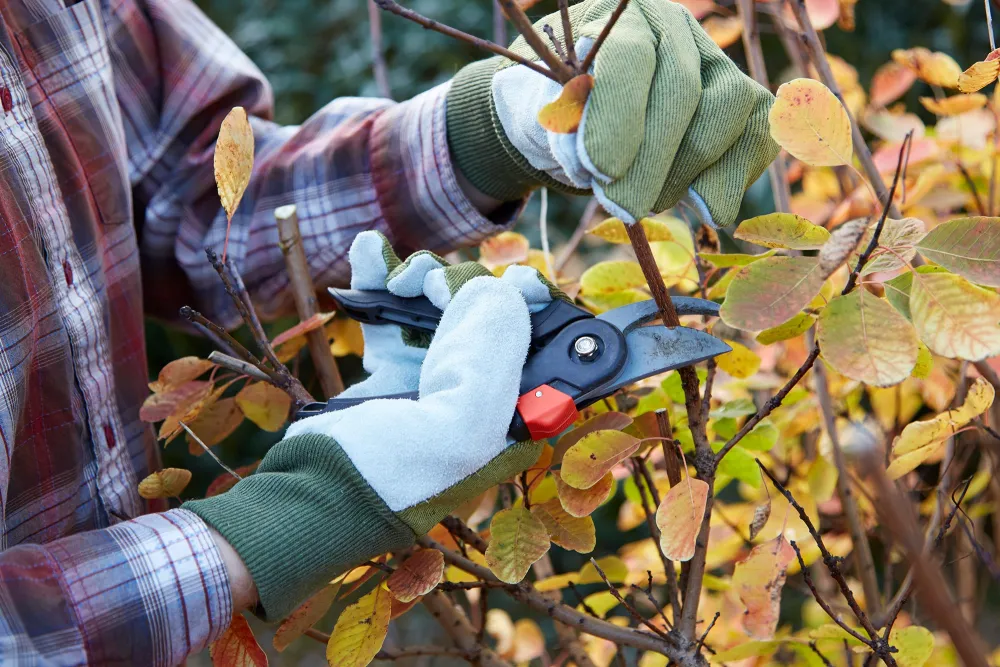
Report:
161,0,998,661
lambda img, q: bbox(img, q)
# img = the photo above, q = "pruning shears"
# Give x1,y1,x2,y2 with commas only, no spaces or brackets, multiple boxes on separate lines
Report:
294,289,730,441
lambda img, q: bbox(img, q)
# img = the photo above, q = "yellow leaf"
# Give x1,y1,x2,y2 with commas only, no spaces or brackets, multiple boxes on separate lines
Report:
511,619,546,662
721,257,826,332
274,582,341,652
579,288,648,315
485,609,515,656
700,250,777,268
386,549,444,603
149,357,215,393
958,59,1000,93
210,613,267,667
703,15,742,48
214,107,255,223
732,535,796,640
734,213,831,250
326,584,391,667
910,272,1000,360
916,217,1000,288
817,290,919,387
888,377,994,479
561,430,641,489
890,626,935,667
911,342,933,379
769,78,853,167
537,74,594,134
555,471,616,517
716,340,761,379
579,261,647,295
650,216,700,291
893,47,963,88
919,93,987,116
587,217,674,244
655,478,709,562
141,380,212,423
479,231,530,271
235,382,291,432
137,468,192,499
755,312,817,345
328,317,364,357
531,498,597,553
485,507,550,583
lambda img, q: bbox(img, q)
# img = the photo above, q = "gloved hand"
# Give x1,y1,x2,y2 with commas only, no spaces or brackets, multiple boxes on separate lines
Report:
185,231,559,620
446,0,779,226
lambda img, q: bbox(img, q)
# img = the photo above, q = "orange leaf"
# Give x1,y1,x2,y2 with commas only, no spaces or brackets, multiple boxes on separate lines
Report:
206,462,260,497
273,583,341,652
655,478,709,562
149,357,215,393
537,75,594,134
390,596,422,619
235,382,291,432
210,614,268,667
553,412,633,463
271,312,335,348
870,61,918,107
140,380,212,423
187,397,244,452
555,471,615,518
531,498,597,553
137,468,192,499
703,15,742,48
732,535,796,640
387,549,445,602
919,93,987,116
479,231,530,272
561,430,641,489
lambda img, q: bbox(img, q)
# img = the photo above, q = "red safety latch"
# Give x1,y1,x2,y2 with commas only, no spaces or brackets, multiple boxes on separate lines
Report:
516,384,579,440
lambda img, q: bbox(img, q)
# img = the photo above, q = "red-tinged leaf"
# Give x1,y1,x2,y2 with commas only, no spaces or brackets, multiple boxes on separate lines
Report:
561,430,641,489
390,595,421,619
205,462,261,497
235,382,291,432
210,614,268,667
555,471,615,518
531,498,596,553
140,380,212,423
537,74,594,134
769,79,853,167
479,231,530,272
149,357,215,393
655,478,709,562
271,312,335,348
915,217,1000,288
273,582,341,652
187,397,244,453
732,535,796,640
870,61,918,107
386,549,444,602
720,256,826,332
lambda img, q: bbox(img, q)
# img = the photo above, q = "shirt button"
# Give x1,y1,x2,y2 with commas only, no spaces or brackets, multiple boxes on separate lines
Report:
63,260,73,286
0,87,10,113
103,424,116,450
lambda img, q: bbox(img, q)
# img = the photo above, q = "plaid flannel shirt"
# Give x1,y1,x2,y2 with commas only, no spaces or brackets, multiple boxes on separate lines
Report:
0,0,514,663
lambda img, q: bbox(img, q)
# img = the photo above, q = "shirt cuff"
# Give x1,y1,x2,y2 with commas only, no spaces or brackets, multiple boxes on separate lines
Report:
370,81,527,258
44,508,233,666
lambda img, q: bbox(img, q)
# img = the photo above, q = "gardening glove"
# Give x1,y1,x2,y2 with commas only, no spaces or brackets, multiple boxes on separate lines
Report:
446,0,779,226
184,231,559,620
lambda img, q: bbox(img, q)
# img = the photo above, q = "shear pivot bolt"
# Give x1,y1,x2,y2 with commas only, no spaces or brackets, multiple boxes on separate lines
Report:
574,336,598,359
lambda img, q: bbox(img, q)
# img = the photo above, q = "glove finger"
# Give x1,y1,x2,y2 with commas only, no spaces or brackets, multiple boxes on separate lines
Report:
595,2,701,221
386,250,449,297
423,261,494,310
501,264,564,312
687,87,778,227
336,324,426,399
576,0,658,182
299,277,531,513
652,7,770,218
349,231,401,290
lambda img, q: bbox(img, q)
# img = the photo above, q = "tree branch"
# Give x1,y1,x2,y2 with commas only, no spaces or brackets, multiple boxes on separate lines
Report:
579,0,630,73
208,351,273,383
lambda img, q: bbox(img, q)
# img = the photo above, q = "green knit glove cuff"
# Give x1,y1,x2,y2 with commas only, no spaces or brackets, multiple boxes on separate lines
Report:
183,433,415,621
446,58,589,202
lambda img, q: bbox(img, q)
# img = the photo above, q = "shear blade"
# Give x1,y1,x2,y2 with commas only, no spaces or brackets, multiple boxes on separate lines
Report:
577,325,731,404
598,297,721,333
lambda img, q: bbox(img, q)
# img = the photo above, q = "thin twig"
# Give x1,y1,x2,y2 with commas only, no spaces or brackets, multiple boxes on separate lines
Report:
367,0,392,98
178,421,243,480
556,198,600,273
376,646,477,661
496,0,576,82
373,0,559,81
208,351,272,383
558,0,577,67
791,541,872,645
588,557,672,641
988,0,997,51
180,306,258,365
493,0,507,45
810,330,882,619
631,459,682,621
543,25,567,62
956,161,987,216
694,612,720,655
809,641,837,667
580,0,630,73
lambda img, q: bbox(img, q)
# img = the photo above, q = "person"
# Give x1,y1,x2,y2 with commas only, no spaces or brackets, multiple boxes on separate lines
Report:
0,0,776,663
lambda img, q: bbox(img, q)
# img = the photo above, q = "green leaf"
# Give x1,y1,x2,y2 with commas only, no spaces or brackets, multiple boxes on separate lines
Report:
735,213,831,249
916,216,1000,287
755,312,817,345
579,288,647,315
912,341,933,378
588,217,675,244
486,508,550,583
884,271,914,320
817,290,919,386
710,398,757,419
889,626,934,667
721,257,826,332
700,250,777,268
716,444,760,487
741,421,780,452
660,368,707,404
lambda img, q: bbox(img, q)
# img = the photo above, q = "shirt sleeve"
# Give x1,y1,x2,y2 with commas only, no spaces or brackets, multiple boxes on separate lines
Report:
108,0,522,326
0,509,232,666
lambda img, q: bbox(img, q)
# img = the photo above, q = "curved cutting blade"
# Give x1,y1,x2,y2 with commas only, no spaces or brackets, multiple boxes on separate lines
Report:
576,325,731,404
597,297,721,333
